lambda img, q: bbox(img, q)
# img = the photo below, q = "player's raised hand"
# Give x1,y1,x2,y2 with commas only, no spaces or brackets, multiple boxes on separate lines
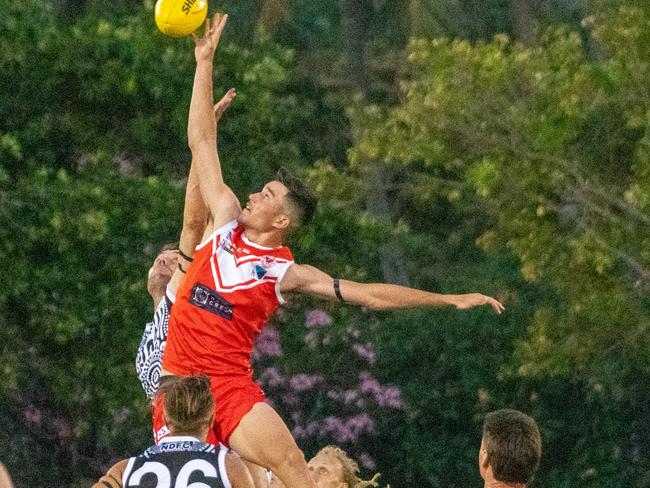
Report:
453,293,505,314
193,13,228,63
214,88,236,123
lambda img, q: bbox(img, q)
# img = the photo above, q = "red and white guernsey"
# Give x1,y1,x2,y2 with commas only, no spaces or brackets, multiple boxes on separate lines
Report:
163,220,294,377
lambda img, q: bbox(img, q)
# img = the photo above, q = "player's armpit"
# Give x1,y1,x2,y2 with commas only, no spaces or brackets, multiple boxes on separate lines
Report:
90,459,128,488
225,451,256,488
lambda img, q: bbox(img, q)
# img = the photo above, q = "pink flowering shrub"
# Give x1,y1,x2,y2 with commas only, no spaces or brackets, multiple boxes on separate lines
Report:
253,307,404,470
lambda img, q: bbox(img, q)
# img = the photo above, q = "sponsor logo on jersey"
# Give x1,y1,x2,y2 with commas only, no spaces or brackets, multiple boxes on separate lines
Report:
190,283,234,320
220,232,235,255
221,242,234,255
159,441,200,451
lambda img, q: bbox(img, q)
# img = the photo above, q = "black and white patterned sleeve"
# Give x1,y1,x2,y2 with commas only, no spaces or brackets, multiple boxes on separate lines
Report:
135,289,174,400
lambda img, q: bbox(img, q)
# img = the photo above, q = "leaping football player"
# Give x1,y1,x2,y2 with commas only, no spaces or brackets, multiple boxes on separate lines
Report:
160,13,505,488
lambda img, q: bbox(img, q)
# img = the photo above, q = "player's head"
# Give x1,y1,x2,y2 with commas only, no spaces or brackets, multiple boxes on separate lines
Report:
147,242,179,300
160,375,215,440
479,409,542,486
239,167,317,236
307,446,380,488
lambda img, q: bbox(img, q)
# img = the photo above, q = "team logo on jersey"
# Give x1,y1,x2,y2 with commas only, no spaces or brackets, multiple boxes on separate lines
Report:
156,425,170,443
260,255,276,268
253,265,267,279
190,283,234,320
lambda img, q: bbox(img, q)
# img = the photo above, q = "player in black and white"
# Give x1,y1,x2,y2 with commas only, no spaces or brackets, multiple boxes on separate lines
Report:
92,375,255,488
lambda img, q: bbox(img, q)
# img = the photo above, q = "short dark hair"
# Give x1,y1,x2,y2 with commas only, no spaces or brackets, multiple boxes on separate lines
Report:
483,409,542,484
276,167,317,227
159,375,214,436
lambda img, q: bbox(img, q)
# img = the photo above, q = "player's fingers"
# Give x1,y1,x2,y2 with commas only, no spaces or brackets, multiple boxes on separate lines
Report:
490,298,505,314
216,89,236,107
215,13,228,36
214,14,223,32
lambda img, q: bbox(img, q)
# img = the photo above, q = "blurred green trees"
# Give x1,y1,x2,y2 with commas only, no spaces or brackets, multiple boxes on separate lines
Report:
1,0,649,486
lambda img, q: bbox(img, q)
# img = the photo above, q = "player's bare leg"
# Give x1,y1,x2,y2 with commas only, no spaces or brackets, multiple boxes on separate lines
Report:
229,402,316,488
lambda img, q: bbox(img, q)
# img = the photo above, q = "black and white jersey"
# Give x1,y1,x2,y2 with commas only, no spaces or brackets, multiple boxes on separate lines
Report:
122,436,231,488
135,288,174,400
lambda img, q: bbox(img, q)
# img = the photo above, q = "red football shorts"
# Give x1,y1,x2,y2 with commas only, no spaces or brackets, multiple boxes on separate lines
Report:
152,374,265,447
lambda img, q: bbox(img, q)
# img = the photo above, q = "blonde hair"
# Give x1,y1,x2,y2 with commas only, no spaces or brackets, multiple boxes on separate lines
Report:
316,446,381,488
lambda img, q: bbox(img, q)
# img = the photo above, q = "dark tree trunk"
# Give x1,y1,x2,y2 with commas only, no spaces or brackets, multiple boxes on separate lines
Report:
339,0,410,285
365,166,410,285
510,0,538,45
55,0,87,20
339,0,372,97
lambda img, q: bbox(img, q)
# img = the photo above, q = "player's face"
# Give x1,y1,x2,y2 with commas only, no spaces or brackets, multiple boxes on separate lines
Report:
307,454,346,488
239,180,290,231
147,249,178,298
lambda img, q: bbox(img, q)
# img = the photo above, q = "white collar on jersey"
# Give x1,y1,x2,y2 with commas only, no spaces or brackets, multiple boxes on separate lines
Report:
241,230,279,250
159,435,202,444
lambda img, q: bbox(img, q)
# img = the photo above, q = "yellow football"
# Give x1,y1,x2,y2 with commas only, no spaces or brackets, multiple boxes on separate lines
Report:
155,0,208,37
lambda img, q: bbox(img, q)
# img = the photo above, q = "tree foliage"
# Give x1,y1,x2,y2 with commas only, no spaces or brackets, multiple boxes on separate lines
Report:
1,0,649,487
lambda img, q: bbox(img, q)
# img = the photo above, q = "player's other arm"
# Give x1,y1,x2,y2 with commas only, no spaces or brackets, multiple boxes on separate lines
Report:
280,264,505,314
188,14,241,231
90,459,127,488
167,159,208,294
225,451,256,488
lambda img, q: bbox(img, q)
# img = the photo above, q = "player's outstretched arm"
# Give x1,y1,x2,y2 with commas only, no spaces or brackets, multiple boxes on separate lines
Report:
280,264,505,314
188,13,241,231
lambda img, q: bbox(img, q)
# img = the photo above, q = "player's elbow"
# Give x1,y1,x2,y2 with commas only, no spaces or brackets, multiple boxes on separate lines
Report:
187,127,216,151
188,134,211,151
182,217,207,241
365,289,402,310
367,301,392,311
183,206,209,232
363,295,392,311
